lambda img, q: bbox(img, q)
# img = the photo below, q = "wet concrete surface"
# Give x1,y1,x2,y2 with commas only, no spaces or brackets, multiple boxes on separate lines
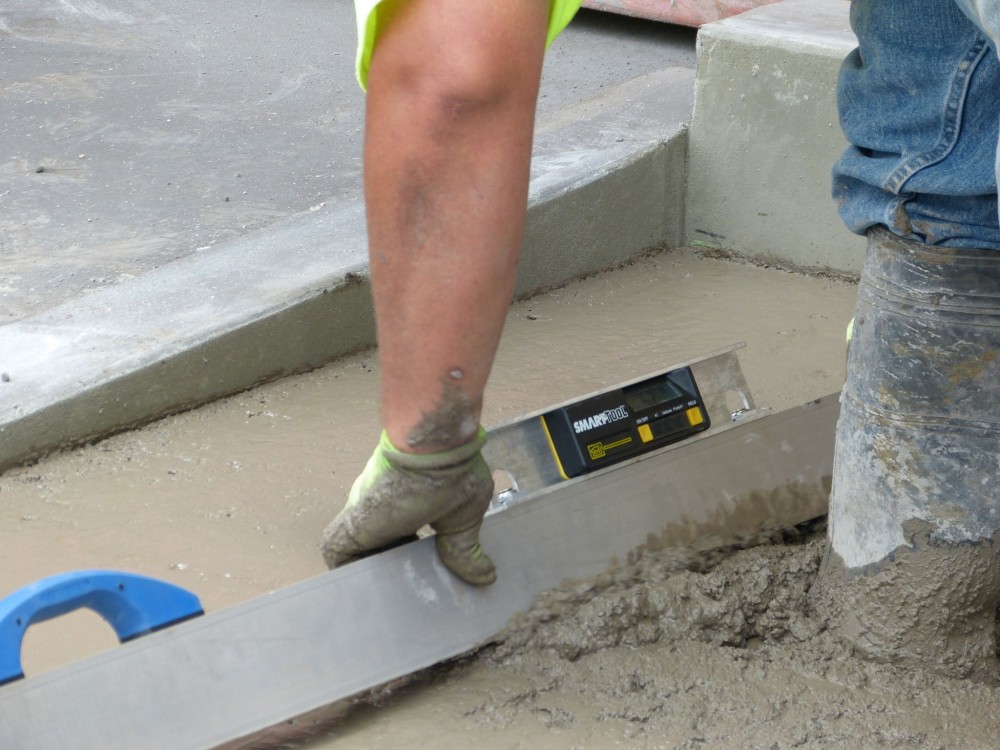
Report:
6,251,1000,748
1,2,697,323
0,249,853,744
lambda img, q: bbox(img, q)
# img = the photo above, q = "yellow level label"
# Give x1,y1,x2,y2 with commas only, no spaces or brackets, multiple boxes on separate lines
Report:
587,435,632,460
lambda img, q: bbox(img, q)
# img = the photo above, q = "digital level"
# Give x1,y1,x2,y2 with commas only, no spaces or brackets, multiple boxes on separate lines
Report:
540,366,710,478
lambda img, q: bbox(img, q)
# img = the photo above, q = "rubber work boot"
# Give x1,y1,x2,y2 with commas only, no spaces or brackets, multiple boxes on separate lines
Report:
321,427,496,585
819,226,1000,682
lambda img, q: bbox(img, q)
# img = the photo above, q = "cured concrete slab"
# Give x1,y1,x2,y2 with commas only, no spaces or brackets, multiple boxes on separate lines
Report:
0,4,699,470
0,3,698,324
0,65,695,472
685,0,865,274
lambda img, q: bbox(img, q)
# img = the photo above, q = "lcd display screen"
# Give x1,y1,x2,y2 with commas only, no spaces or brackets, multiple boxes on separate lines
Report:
624,380,683,412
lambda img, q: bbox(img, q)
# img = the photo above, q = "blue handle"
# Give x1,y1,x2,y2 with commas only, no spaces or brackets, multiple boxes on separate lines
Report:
0,570,203,686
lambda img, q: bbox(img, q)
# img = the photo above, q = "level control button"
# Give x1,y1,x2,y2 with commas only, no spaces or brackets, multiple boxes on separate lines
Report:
637,423,653,443
686,407,704,426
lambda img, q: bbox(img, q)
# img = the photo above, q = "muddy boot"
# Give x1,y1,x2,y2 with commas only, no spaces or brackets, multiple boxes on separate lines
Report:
819,227,1000,682
321,428,497,586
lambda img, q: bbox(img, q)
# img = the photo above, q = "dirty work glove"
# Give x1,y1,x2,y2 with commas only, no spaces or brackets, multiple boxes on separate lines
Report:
321,428,496,586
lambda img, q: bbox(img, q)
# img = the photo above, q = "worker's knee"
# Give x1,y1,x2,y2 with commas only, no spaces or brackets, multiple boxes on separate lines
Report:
367,1,547,127
379,43,541,126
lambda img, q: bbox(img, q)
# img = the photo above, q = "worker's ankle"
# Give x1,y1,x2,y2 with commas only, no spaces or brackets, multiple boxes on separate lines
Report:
382,426,487,472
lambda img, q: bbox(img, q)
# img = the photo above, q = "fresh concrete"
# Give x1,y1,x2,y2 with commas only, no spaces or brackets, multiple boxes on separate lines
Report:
685,0,865,274
0,68,694,472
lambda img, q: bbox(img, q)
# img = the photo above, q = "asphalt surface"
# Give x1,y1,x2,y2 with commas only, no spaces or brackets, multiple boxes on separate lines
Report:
1,2,697,323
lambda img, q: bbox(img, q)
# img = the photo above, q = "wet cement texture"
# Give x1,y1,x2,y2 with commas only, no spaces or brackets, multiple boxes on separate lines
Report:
226,526,1000,750
462,530,1000,750
6,251,1000,748
819,523,1000,685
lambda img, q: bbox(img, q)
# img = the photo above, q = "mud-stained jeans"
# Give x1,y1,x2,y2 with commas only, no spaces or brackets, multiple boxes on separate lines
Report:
824,0,1000,681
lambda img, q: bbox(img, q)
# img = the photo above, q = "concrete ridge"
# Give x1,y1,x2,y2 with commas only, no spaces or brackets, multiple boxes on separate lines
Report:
0,67,695,472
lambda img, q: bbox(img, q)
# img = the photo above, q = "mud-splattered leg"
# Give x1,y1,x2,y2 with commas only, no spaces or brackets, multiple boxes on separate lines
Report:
322,0,551,583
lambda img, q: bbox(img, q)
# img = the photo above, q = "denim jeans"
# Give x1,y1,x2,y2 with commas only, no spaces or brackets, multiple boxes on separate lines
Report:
832,0,1000,249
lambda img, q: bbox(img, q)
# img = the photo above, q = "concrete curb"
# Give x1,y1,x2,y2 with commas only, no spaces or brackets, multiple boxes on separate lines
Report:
0,67,695,472
685,0,864,274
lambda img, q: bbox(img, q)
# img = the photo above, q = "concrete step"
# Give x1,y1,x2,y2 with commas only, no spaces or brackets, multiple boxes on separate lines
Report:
0,68,694,472
685,0,863,274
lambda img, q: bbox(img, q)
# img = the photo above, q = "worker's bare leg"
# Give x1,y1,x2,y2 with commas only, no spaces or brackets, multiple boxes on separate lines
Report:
364,0,548,453
322,0,550,583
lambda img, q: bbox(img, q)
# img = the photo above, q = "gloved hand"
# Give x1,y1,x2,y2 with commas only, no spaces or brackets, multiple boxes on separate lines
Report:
321,427,496,585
